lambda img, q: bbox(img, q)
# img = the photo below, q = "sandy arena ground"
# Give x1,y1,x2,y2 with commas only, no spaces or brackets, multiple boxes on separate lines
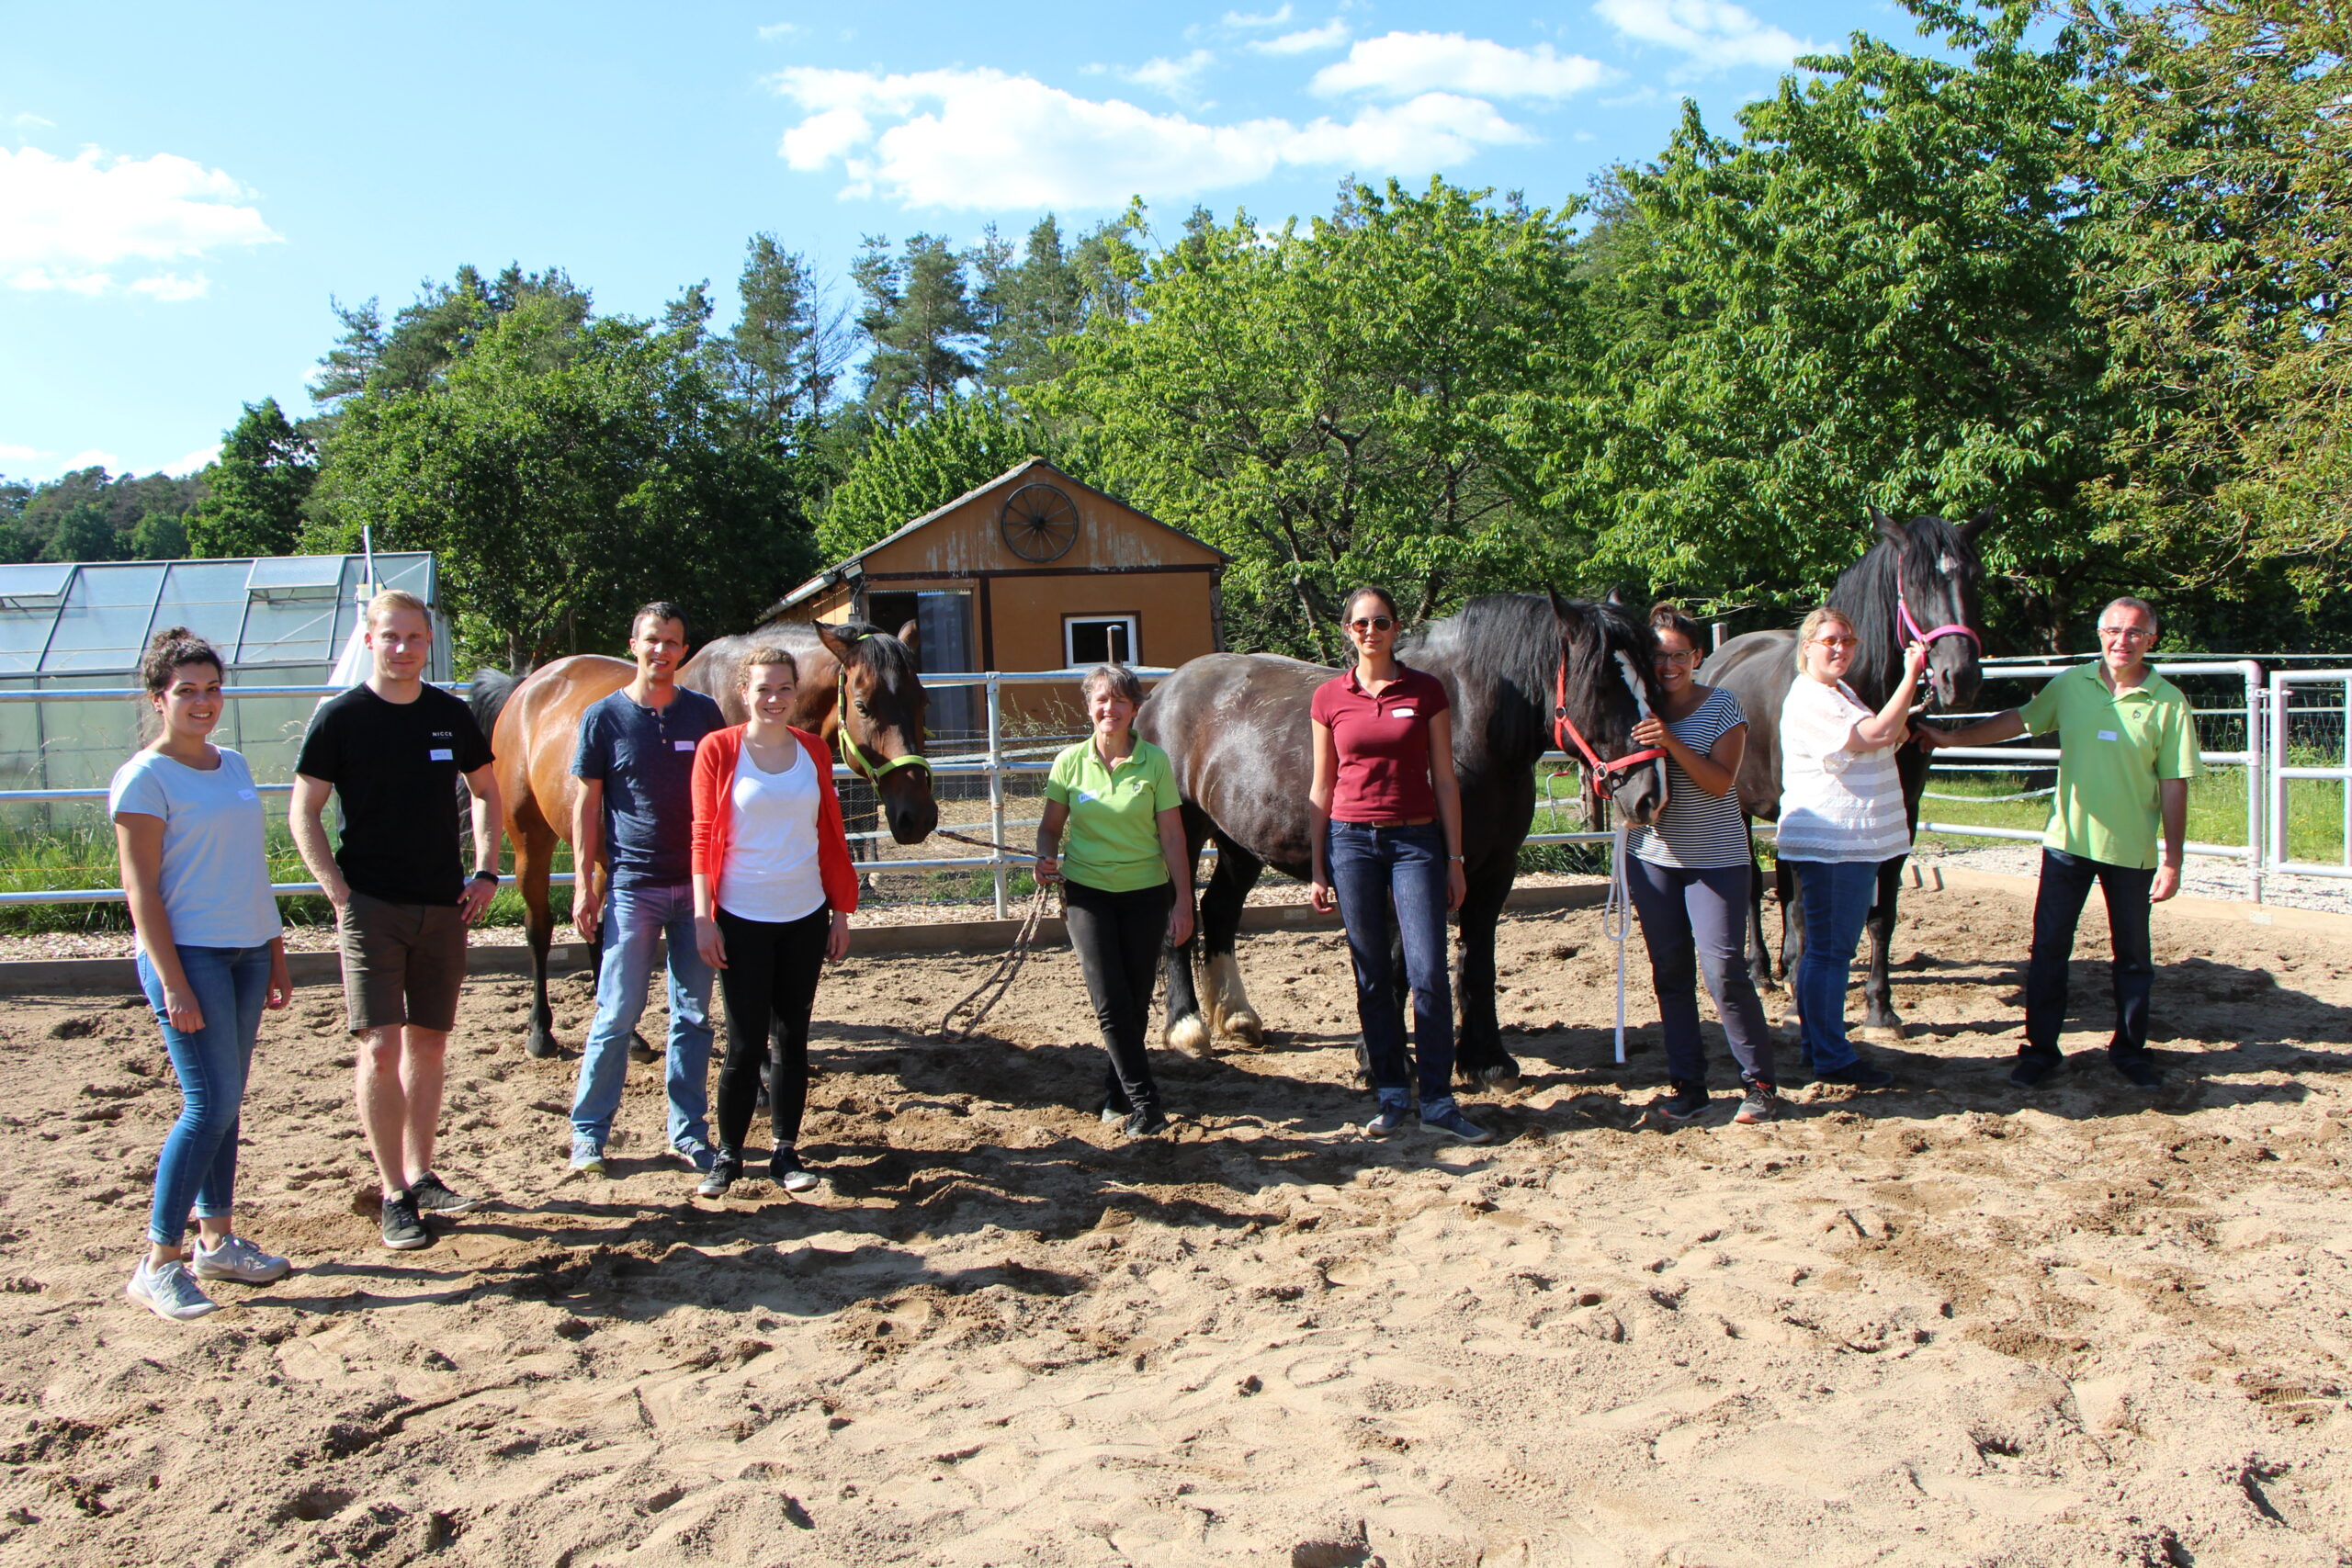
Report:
2,878,2348,1567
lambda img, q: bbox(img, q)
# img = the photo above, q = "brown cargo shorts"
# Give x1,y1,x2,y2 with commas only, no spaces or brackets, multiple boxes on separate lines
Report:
338,890,468,1034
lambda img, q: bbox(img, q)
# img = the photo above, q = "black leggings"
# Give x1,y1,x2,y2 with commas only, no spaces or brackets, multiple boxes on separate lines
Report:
1063,878,1171,1115
713,904,829,1153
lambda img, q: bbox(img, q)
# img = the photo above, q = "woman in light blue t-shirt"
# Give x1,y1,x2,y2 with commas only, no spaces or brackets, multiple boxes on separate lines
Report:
109,629,292,1323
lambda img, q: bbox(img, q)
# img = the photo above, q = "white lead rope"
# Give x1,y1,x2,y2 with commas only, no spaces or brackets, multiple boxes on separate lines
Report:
1605,819,1634,1066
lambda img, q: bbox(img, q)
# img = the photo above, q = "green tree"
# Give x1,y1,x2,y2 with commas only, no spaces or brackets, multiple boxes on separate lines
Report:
310,295,816,669
186,398,318,558
974,216,1090,389
853,233,981,412
130,511,188,559
41,499,120,563
818,393,1047,561
1568,1,2120,649
728,234,847,433
1042,182,1590,659
312,265,593,410
2076,0,2350,606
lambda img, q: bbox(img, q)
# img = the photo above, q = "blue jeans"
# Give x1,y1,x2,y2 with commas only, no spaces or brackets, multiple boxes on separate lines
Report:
569,882,715,1154
137,943,273,1247
1329,820,1455,1112
1789,858,1879,1073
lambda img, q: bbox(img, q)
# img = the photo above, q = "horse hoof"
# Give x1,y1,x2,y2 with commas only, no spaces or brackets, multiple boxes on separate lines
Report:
1478,1064,1522,1091
1166,1013,1215,1060
1855,1024,1905,1044
1216,1008,1264,1048
628,1041,661,1065
525,1032,558,1060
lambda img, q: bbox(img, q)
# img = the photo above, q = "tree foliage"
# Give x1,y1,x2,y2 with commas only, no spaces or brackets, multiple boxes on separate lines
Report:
187,398,317,559
818,393,1049,562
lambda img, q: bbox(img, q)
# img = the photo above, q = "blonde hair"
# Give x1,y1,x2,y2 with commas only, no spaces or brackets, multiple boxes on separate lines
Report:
1792,605,1855,671
741,645,799,682
366,588,431,627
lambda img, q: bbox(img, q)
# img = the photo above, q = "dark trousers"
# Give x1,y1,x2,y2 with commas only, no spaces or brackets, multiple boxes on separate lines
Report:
1329,820,1453,1111
1062,878,1172,1115
712,905,830,1152
1624,857,1777,1088
2024,848,2156,1062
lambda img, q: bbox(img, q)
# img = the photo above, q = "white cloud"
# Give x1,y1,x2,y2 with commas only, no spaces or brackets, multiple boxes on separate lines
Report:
771,66,1530,209
0,443,45,463
13,112,55,129
1252,20,1351,53
163,445,220,476
1126,50,1217,102
757,21,800,39
130,272,210,301
0,145,277,299
1222,5,1294,26
59,448,125,474
1312,32,1611,100
1592,0,1816,71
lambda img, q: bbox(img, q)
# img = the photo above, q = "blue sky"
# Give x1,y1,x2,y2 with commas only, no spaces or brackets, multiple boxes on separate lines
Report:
2,0,1910,484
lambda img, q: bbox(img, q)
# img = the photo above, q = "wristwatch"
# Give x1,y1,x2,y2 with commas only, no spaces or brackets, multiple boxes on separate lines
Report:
471,870,500,886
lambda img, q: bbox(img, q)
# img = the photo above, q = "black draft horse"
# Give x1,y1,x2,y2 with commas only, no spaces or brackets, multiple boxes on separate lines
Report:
1699,506,1993,1042
1136,591,1669,1089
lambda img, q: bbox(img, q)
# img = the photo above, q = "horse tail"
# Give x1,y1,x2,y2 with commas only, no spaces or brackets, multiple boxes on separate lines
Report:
467,667,519,742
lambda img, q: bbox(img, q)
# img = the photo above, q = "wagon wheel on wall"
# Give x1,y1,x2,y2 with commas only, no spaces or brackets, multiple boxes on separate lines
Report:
999,482,1081,563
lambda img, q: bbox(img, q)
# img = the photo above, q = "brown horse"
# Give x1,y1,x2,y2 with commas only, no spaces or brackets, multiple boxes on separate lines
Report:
473,619,936,1059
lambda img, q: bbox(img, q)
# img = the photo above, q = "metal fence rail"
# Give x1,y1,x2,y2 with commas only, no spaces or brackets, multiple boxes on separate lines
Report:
5,658,2343,913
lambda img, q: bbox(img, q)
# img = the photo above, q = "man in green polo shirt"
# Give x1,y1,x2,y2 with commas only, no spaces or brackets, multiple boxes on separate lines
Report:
1920,597,2199,1089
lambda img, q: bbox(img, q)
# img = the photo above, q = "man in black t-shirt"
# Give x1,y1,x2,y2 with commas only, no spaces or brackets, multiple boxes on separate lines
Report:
291,590,503,1251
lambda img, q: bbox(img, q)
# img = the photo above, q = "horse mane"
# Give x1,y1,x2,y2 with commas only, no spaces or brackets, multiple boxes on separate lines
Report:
1404,592,1653,762
829,618,922,687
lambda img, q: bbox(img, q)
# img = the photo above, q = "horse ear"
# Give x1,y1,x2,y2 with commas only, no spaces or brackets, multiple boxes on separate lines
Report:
815,622,863,667
1960,505,1996,543
1603,585,1629,609
1869,504,1903,545
1545,584,1571,625
896,619,920,655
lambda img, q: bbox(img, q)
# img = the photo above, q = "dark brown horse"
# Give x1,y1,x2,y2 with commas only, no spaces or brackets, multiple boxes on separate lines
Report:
1136,591,1667,1088
1700,507,1992,1043
472,619,936,1059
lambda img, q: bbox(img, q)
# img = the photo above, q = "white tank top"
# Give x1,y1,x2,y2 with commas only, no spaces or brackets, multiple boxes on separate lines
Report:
718,737,827,923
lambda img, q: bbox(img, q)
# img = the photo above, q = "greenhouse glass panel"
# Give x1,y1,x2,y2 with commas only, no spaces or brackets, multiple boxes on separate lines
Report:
42,564,167,673
149,560,253,655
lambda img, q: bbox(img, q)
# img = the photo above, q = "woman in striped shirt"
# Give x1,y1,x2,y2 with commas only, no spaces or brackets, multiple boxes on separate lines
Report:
1625,605,1779,1124
1776,606,1928,1089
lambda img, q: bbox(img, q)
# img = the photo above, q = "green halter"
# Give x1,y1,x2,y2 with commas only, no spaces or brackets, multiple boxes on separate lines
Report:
834,638,933,784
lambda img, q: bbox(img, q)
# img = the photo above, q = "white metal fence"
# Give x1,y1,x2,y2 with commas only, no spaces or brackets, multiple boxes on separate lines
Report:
4,659,2344,914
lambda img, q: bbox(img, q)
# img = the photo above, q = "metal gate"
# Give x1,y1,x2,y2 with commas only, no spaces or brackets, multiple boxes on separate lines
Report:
2266,669,2352,881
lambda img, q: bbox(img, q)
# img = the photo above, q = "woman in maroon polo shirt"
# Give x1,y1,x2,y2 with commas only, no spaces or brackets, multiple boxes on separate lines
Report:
1307,586,1491,1145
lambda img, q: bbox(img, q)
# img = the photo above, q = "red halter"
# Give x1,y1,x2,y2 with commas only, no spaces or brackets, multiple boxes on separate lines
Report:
1554,652,1667,797
1898,592,1982,652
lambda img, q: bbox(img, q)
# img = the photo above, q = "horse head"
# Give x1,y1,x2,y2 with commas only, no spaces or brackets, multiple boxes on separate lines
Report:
1870,504,1993,713
1548,588,1668,828
818,619,939,845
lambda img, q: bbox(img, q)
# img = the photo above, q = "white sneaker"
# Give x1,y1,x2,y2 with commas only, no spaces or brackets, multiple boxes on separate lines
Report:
189,1235,292,1284
128,1258,219,1322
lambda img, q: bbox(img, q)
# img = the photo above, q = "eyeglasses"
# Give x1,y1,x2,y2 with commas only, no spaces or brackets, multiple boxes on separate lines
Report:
2097,625,2154,642
1350,616,1395,633
1810,635,1858,649
1656,649,1702,667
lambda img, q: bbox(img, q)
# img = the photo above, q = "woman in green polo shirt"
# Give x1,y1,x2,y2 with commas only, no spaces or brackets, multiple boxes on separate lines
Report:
1036,664,1195,1137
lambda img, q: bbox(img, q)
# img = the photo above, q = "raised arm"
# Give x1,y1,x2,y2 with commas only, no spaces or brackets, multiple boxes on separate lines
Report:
1917,710,2027,751
1849,642,1929,750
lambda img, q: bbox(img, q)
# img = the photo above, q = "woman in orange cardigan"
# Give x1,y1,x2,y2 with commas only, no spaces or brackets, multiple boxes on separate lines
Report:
690,646,860,1199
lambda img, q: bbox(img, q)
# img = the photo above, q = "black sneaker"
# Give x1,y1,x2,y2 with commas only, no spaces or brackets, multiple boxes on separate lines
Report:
768,1146,820,1194
2007,1052,2062,1089
407,1172,481,1215
380,1192,430,1251
1122,1108,1170,1138
2112,1054,2165,1089
697,1152,741,1200
1655,1080,1710,1122
1733,1082,1778,1123
1813,1060,1894,1089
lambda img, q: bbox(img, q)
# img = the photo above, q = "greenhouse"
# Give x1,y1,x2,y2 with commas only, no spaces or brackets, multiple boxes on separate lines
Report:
0,551,447,803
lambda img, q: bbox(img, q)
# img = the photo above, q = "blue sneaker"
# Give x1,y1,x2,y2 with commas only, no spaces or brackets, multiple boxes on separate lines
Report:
1420,1100,1495,1145
569,1137,605,1177
1363,1103,1410,1138
673,1139,718,1174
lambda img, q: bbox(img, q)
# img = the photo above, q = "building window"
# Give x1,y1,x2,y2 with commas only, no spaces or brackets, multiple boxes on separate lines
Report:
1064,615,1137,668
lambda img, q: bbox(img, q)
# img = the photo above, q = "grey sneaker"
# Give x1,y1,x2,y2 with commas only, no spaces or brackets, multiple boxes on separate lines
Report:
380,1192,431,1251
1420,1101,1495,1145
673,1140,718,1175
1733,1083,1778,1124
128,1258,219,1322
1655,1080,1710,1122
189,1234,291,1284
407,1172,481,1214
1363,1104,1410,1138
569,1138,606,1178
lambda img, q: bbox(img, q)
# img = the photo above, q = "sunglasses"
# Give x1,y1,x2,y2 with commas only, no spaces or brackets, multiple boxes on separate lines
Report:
1350,616,1396,632
1811,635,1859,649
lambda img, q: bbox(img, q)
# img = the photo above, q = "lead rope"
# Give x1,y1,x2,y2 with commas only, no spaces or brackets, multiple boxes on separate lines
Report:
930,826,1063,1041
1605,818,1634,1066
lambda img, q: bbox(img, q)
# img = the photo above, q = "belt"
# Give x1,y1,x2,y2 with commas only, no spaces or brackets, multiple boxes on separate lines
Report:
1338,816,1433,828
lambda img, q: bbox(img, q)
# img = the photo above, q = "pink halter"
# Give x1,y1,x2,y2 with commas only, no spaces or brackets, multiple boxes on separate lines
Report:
1898,592,1981,651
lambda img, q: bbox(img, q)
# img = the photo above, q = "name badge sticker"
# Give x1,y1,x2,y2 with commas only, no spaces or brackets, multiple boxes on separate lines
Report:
674,739,696,751
2098,729,2119,742
1393,707,1416,718
429,748,455,761
236,788,257,800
